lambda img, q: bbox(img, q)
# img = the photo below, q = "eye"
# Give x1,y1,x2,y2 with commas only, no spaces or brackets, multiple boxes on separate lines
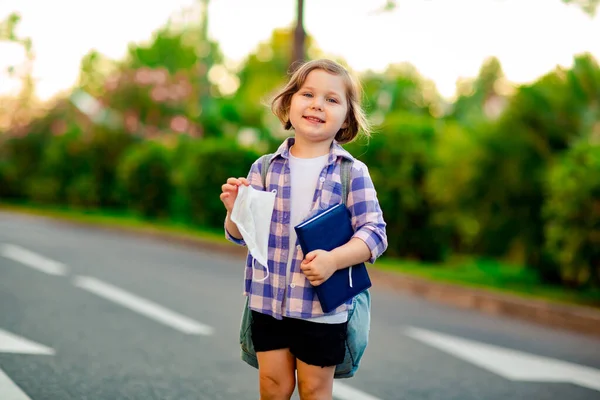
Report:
302,92,313,98
327,98,339,104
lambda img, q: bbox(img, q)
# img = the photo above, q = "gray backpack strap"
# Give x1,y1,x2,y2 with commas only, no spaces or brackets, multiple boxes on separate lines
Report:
340,158,353,205
259,153,273,189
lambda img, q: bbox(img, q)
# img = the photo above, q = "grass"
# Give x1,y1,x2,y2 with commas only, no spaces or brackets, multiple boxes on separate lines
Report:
376,257,600,308
2,201,599,310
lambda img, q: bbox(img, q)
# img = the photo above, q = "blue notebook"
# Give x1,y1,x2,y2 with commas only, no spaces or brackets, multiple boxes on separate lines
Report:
294,203,372,313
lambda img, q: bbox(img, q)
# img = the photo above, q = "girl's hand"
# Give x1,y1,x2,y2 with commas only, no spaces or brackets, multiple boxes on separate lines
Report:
220,177,250,213
300,250,338,286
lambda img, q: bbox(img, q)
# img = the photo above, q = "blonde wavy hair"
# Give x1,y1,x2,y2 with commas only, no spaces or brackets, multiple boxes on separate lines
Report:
270,59,371,144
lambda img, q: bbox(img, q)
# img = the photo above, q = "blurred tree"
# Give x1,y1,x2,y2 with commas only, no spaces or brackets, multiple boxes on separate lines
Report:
544,139,600,288
0,12,36,129
292,0,306,68
76,50,117,98
227,28,323,144
449,57,510,125
432,54,600,282
362,62,442,123
347,112,446,261
382,0,598,16
562,0,599,15
103,3,225,138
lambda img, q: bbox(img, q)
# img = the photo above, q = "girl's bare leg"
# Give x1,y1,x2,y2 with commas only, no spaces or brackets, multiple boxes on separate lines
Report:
257,349,297,400
296,358,335,400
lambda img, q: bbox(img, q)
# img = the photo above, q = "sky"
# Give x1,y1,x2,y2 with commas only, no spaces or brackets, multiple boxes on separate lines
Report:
0,0,599,101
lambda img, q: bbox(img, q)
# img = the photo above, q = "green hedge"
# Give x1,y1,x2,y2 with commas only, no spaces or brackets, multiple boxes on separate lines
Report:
347,112,448,262
544,140,600,287
173,138,260,228
117,140,174,218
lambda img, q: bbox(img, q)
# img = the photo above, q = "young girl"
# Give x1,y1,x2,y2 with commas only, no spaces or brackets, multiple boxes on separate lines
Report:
220,59,387,400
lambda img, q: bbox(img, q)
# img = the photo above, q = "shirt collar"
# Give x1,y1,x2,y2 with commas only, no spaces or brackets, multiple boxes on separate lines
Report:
271,137,355,166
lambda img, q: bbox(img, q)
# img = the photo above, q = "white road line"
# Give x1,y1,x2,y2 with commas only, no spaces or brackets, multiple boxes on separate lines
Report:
333,382,383,400
0,329,54,400
0,368,32,400
0,329,54,355
73,276,214,336
0,244,67,276
405,326,600,392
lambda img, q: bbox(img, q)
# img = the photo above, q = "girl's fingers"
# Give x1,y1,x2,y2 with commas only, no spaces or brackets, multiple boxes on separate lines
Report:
300,263,311,272
221,183,238,192
224,177,249,189
303,268,320,277
226,177,241,185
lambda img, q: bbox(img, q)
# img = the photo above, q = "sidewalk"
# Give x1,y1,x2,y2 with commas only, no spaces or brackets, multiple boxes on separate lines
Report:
17,213,600,339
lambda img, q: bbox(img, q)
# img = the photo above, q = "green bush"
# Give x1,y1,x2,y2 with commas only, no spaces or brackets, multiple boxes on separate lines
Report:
426,121,484,253
544,140,600,288
0,151,17,198
24,177,61,204
25,128,89,205
347,112,448,261
66,175,101,208
432,54,600,282
0,131,51,200
85,127,139,208
117,140,174,218
174,138,260,229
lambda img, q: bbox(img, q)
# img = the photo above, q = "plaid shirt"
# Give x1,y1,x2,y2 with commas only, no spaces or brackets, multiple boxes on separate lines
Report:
226,137,387,320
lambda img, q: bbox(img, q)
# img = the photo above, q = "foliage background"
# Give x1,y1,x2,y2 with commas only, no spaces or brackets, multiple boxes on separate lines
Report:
1,2,598,303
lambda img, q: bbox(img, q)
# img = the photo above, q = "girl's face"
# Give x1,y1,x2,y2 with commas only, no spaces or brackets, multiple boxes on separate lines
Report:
289,69,349,145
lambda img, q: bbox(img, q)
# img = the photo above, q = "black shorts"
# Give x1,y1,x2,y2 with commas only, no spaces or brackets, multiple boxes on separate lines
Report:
250,311,347,367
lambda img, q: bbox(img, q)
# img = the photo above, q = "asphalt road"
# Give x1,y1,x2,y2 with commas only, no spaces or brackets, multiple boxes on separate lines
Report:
1,211,599,400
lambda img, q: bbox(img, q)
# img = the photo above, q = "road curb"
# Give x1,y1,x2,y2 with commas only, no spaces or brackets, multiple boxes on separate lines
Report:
7,211,600,339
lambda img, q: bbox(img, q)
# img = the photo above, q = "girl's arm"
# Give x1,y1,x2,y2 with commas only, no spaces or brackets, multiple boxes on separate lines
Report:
347,161,388,264
225,211,243,240
330,237,371,269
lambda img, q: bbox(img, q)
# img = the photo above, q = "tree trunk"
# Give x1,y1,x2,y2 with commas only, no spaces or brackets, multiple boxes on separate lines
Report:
292,0,305,70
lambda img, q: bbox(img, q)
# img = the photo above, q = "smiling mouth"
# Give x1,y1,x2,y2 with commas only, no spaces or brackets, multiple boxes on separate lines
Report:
303,116,325,123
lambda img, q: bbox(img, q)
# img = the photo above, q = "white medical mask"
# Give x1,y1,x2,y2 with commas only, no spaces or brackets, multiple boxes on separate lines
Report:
230,185,276,282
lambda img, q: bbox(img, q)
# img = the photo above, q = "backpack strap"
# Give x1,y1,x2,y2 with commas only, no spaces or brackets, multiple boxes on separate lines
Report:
340,157,353,205
259,153,273,189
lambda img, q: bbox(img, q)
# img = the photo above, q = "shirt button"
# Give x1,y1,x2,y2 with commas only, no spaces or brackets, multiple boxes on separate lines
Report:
290,283,296,288
297,245,301,250
319,177,325,182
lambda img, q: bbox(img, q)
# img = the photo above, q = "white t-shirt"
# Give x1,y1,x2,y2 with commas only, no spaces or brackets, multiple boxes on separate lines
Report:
285,149,348,324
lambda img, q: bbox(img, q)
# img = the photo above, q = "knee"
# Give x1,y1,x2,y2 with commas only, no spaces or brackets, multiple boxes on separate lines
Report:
259,373,295,400
297,377,330,400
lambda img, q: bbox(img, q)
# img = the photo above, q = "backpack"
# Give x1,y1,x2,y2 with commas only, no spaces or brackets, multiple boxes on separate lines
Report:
239,153,371,379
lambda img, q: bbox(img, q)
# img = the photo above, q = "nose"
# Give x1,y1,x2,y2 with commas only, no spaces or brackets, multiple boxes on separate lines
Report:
310,97,324,111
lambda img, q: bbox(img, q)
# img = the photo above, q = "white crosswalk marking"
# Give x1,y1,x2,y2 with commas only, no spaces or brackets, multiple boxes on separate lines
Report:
0,369,32,400
0,328,54,400
0,329,54,355
73,276,214,335
1,244,67,276
405,326,600,392
333,381,383,400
